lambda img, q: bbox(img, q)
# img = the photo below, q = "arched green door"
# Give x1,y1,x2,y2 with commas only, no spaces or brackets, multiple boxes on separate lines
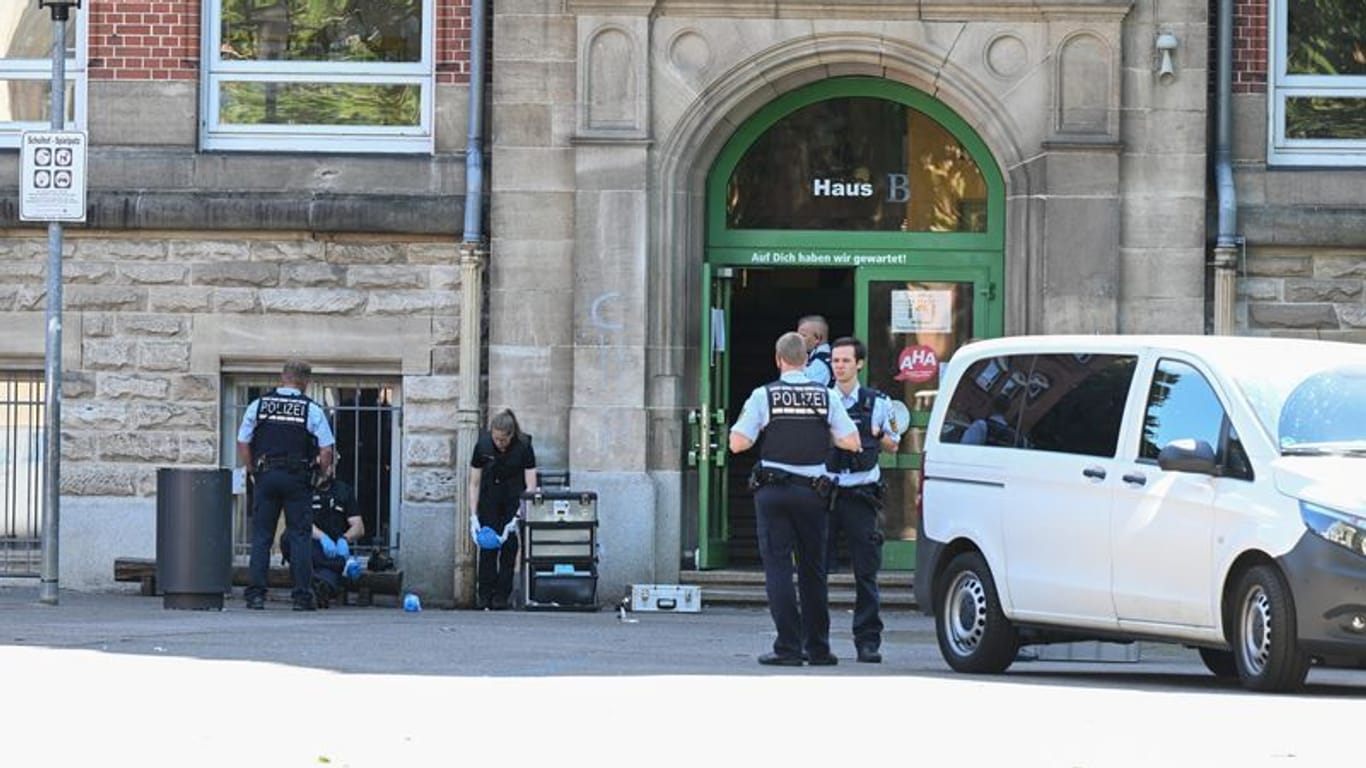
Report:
690,77,1005,570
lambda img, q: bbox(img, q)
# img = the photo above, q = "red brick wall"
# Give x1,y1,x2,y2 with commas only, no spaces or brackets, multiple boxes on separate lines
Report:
1233,0,1267,94
86,0,472,85
88,0,199,81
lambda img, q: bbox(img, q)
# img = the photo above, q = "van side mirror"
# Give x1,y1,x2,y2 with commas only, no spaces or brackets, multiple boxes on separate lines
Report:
1157,438,1217,475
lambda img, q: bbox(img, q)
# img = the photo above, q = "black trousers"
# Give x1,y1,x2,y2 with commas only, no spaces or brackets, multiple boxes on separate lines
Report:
247,468,313,604
281,537,345,595
827,489,885,650
754,483,830,660
477,530,519,604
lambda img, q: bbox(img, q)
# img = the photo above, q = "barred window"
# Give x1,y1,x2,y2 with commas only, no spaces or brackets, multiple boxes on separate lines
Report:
224,376,402,560
0,371,44,577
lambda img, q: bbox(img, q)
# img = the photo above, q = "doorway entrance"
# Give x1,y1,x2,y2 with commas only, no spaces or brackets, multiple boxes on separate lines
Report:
689,76,1006,571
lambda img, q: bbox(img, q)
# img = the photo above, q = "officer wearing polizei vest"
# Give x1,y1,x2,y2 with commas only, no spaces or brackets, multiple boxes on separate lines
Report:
825,337,901,663
730,332,861,666
236,359,336,611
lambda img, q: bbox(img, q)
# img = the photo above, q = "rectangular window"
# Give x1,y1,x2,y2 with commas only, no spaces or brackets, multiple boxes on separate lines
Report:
225,377,402,561
0,371,44,577
203,0,434,153
0,6,85,148
1270,0,1366,165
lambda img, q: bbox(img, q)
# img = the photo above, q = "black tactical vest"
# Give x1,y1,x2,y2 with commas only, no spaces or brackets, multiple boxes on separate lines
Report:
250,389,316,462
759,380,831,465
827,386,884,474
311,482,353,540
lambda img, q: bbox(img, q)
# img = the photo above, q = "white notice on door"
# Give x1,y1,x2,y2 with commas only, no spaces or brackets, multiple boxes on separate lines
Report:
891,289,953,333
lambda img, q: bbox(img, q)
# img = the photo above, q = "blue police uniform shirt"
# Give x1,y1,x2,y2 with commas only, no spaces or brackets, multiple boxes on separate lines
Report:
730,370,857,478
236,386,337,448
803,342,833,387
826,383,899,487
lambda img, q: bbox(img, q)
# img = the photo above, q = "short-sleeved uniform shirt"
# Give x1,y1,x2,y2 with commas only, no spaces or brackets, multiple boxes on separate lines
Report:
730,370,858,478
470,432,537,521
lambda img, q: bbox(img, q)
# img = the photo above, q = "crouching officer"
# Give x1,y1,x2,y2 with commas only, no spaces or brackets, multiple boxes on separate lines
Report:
236,358,335,611
730,331,861,666
826,337,901,663
281,466,364,609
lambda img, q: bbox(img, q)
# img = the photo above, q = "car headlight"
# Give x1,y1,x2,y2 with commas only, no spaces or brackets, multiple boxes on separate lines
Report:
1301,501,1366,557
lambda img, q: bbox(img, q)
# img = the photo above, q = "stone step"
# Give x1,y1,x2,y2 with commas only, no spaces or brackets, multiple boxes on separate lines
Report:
679,570,918,609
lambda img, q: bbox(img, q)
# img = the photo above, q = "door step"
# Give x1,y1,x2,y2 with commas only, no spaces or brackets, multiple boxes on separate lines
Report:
679,569,917,610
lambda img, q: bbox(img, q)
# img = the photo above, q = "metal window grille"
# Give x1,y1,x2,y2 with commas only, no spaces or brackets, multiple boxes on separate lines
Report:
0,371,44,577
224,377,402,562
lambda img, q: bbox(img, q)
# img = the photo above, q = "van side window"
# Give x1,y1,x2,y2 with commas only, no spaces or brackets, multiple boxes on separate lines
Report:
940,355,1031,446
1016,354,1137,457
1140,359,1226,462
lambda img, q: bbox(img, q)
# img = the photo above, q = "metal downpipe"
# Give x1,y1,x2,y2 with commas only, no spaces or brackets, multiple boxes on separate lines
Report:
1213,0,1240,335
454,0,488,607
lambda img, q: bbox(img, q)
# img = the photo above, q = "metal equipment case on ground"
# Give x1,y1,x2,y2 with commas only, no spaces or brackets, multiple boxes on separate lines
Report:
629,584,702,612
519,489,599,611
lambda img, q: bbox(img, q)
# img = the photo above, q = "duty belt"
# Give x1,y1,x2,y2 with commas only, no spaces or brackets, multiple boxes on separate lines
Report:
748,466,834,499
833,481,885,510
256,456,311,474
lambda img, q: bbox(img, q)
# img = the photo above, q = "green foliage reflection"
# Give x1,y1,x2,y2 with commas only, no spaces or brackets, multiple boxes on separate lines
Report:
220,0,421,63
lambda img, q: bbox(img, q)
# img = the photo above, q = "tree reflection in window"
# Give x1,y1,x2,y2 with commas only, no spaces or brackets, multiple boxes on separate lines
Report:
726,96,987,232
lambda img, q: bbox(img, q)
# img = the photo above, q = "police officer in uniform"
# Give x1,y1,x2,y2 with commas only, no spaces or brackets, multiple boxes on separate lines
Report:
281,468,364,609
730,332,861,666
236,359,336,611
825,337,901,663
797,315,834,387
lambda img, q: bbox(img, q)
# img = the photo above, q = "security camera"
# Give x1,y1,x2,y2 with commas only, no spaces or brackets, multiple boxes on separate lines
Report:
1155,33,1179,84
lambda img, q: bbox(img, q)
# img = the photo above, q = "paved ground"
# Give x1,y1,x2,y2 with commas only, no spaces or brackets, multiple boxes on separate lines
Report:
4,586,1365,767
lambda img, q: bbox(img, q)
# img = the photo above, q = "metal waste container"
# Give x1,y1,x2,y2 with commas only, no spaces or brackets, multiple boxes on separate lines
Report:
156,467,233,610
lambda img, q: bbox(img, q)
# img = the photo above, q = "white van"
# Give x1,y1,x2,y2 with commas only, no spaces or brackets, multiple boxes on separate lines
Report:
916,334,1366,692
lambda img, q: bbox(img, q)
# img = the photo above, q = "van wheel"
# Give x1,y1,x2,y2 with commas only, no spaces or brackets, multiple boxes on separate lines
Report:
1197,647,1237,678
936,551,1018,674
1231,565,1310,692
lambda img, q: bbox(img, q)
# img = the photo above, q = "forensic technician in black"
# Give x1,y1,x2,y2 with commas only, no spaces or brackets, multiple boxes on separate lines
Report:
236,359,336,611
825,337,901,663
730,331,861,666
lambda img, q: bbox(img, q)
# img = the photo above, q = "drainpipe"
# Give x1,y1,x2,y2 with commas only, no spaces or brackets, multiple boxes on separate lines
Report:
453,0,488,608
1212,0,1240,335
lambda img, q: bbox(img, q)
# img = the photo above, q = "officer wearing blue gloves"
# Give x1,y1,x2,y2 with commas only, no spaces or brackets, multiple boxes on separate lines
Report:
237,359,335,611
281,467,364,609
467,409,538,610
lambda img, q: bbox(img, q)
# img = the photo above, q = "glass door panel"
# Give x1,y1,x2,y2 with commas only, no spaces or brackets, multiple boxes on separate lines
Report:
855,265,1000,569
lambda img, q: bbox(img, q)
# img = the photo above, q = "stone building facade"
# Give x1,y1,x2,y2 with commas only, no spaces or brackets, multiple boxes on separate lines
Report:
0,1,479,603
489,0,1210,587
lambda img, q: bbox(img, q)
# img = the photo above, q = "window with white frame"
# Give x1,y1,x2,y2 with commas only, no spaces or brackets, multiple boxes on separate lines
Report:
1270,0,1366,166
0,5,86,149
202,0,434,153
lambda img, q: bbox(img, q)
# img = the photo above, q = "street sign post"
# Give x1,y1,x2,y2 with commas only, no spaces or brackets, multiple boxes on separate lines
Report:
20,131,87,222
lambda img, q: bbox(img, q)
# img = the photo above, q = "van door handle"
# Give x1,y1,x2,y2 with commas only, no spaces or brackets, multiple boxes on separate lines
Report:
1082,466,1106,480
1122,472,1147,487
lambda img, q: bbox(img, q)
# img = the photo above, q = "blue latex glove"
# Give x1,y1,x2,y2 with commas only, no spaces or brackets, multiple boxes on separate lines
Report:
343,557,363,580
476,526,502,550
335,537,350,559
318,536,338,558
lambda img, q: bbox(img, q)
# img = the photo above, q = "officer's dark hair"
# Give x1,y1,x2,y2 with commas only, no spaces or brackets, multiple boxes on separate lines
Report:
830,336,867,363
282,358,312,386
489,409,522,440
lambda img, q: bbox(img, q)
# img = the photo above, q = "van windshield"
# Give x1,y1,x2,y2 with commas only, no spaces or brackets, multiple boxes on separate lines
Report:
1230,352,1366,455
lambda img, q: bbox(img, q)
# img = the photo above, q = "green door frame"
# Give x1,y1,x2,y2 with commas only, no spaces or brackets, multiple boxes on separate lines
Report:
695,76,1006,570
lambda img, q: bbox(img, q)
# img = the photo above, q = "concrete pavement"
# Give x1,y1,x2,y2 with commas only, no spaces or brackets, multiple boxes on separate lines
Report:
5,585,1366,768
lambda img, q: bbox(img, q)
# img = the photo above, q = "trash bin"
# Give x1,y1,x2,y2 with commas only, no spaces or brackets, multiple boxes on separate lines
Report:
156,467,233,610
